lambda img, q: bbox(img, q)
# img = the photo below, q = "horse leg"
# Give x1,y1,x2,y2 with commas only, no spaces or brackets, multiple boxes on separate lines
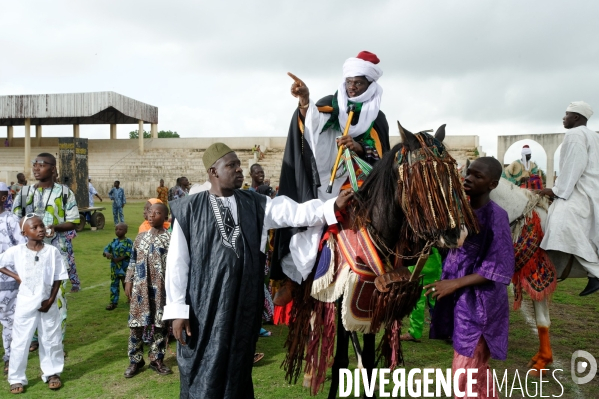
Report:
328,304,350,399
528,298,553,372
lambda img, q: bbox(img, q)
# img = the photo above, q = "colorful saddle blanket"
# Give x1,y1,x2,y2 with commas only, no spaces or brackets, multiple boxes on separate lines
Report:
511,210,557,309
311,218,390,333
520,174,544,190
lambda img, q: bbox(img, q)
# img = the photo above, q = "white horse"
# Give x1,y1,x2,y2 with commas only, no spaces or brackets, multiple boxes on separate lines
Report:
489,178,588,372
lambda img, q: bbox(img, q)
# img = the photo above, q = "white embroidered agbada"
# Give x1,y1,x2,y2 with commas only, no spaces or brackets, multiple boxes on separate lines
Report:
0,244,68,386
541,125,599,275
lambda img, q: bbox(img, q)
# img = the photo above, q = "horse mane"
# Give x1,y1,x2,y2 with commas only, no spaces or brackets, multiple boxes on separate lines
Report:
491,178,550,242
353,142,404,241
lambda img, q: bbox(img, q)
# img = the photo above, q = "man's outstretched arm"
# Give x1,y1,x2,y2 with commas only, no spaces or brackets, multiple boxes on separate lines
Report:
263,189,353,231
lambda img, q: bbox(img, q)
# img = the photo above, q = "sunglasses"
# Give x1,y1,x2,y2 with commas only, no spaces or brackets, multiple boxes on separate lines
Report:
31,160,55,167
21,213,37,229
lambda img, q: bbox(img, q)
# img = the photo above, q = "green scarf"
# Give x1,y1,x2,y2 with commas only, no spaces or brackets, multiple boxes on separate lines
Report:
320,92,374,148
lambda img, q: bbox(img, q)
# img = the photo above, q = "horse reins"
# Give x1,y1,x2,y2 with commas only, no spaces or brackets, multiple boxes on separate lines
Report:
366,225,433,261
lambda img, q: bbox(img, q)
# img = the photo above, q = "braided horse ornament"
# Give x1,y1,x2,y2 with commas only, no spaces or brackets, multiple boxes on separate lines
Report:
283,122,479,397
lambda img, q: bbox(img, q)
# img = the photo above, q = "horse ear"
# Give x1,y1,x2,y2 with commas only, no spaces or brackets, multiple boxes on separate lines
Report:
435,124,446,142
398,121,419,149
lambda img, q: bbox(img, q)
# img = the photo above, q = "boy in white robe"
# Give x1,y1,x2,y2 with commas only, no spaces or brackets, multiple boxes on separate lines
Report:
0,215,67,393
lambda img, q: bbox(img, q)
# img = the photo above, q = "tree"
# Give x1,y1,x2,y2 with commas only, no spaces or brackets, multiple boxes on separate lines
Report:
129,130,180,139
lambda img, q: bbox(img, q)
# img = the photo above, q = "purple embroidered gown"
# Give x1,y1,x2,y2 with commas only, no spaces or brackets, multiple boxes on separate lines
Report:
430,200,515,360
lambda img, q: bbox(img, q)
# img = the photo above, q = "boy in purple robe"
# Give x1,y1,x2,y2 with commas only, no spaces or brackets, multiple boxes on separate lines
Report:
426,157,515,399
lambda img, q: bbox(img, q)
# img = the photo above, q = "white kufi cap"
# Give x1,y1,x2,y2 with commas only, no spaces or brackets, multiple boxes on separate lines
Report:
566,101,593,120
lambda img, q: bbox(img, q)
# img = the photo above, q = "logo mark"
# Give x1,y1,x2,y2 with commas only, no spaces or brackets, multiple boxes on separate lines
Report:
571,350,597,384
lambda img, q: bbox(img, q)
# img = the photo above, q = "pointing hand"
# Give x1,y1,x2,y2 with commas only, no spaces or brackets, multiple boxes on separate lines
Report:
287,72,310,104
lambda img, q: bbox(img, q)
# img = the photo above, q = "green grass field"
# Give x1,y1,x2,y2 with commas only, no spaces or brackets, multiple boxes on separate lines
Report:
2,201,598,398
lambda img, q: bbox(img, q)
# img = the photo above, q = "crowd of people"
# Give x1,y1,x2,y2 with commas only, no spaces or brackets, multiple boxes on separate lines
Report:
0,152,289,395
0,51,597,399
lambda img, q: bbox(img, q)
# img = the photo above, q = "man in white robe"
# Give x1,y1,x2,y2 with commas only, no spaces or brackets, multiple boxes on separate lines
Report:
88,178,102,207
277,51,390,285
540,101,599,296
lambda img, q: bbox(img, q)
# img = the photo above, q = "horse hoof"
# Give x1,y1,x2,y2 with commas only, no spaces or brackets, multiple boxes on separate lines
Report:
527,353,540,368
529,359,554,373
527,369,546,377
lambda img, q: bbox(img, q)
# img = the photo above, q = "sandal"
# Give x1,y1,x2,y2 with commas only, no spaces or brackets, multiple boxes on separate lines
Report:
253,353,264,364
4,360,8,375
9,383,23,394
259,328,272,337
47,375,61,390
29,342,39,352
106,303,117,311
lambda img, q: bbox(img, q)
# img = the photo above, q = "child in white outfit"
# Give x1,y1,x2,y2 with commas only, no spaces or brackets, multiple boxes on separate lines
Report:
0,214,67,393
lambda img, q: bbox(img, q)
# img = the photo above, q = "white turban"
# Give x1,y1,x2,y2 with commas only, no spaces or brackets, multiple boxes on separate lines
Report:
566,101,593,120
519,146,532,170
342,58,383,82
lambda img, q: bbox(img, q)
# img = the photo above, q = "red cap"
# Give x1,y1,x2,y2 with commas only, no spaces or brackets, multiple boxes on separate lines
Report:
356,51,380,65
522,145,530,148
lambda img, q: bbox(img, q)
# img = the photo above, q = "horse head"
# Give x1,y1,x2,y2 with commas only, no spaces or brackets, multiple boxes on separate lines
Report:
354,121,478,262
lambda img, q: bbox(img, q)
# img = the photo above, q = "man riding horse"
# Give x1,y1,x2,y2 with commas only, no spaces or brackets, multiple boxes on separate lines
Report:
540,101,599,297
486,101,598,374
272,50,390,399
503,145,544,189
271,51,390,292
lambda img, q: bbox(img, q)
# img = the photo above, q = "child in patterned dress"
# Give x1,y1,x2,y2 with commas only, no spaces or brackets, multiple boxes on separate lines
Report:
103,223,132,310
123,203,172,378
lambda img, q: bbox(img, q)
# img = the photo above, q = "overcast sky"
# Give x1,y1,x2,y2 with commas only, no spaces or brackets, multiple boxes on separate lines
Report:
2,0,599,171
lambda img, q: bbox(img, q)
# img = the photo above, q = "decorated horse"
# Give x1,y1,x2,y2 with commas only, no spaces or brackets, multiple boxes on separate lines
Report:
283,123,479,397
489,177,590,373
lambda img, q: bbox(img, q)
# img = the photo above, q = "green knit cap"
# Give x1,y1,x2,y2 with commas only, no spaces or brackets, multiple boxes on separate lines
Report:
203,143,234,171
